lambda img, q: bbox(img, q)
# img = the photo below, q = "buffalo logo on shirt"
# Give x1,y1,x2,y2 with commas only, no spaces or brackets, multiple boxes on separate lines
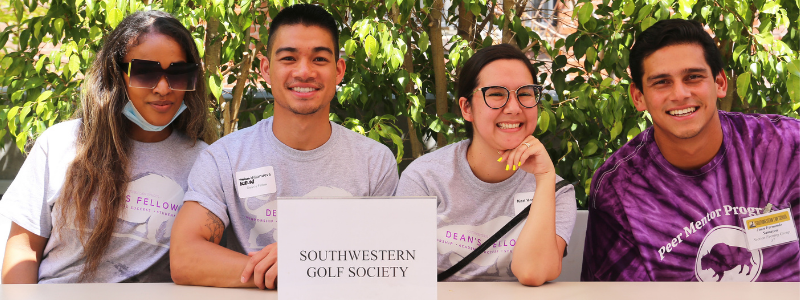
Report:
694,225,763,282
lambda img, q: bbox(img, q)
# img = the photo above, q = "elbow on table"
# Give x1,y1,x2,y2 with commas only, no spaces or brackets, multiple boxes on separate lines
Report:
169,242,197,285
169,255,192,285
516,272,549,287
513,262,562,287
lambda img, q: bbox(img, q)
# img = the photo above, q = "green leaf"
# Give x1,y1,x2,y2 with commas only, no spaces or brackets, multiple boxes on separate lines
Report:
787,74,799,104
7,106,19,121
636,4,653,23
344,39,357,56
418,31,429,52
579,3,594,25
600,77,614,89
538,109,550,132
35,57,47,73
583,141,598,156
108,8,124,29
68,55,80,75
641,17,657,31
365,35,378,58
623,1,635,16
786,60,800,77
53,18,64,35
761,2,779,14
586,47,597,65
627,127,641,140
737,71,751,100
209,74,222,101
429,118,443,133
16,133,27,152
390,49,403,70
610,120,623,140
36,90,53,102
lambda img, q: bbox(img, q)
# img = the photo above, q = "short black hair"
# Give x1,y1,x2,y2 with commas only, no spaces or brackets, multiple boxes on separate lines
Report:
267,4,339,60
629,19,723,91
457,44,538,139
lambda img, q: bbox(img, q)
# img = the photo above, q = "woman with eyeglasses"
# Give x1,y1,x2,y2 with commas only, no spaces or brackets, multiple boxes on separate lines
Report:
0,11,215,283
396,44,576,285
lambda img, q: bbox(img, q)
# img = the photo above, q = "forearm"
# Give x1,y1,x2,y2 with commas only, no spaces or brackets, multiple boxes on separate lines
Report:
170,201,257,287
510,174,563,286
169,235,254,287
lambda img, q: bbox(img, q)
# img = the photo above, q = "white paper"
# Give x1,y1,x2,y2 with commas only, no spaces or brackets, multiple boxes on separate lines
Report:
278,197,437,300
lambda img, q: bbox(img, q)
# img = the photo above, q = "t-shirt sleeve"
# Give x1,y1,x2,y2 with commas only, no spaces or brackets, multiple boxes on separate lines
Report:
183,149,231,226
554,179,577,245
369,147,399,197
395,168,429,197
580,176,650,281
0,132,53,237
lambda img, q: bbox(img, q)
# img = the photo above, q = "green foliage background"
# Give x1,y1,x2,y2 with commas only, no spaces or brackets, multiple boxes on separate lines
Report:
0,0,798,208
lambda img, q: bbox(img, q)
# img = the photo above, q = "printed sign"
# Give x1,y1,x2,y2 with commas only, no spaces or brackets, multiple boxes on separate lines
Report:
278,197,437,300
235,166,277,198
743,207,798,250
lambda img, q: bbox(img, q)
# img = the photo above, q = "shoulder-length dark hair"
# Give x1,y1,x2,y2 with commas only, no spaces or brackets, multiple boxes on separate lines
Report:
457,44,538,139
57,10,216,281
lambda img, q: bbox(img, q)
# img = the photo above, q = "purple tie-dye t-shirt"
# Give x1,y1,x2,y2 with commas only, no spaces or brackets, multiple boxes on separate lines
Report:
581,111,800,282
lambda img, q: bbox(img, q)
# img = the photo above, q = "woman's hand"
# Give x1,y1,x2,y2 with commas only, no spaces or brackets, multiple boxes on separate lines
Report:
499,136,555,178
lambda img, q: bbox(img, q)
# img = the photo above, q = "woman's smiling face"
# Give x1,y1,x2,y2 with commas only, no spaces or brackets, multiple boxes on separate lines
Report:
460,59,539,151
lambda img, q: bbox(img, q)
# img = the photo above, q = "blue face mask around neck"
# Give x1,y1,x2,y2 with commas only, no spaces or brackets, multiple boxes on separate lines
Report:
122,101,188,132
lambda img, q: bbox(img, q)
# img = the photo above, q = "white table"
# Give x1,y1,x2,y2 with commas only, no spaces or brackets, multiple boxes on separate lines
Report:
1,282,797,300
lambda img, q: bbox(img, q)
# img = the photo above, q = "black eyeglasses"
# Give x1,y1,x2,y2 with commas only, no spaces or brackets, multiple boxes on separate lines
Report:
119,59,199,91
471,84,543,109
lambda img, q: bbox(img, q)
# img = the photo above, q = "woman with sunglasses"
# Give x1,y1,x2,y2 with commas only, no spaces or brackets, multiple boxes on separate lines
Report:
0,11,215,283
397,44,576,285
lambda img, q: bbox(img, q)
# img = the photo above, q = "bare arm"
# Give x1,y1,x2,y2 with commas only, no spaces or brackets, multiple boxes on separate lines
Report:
2,223,47,283
503,136,567,286
509,174,567,286
170,201,274,288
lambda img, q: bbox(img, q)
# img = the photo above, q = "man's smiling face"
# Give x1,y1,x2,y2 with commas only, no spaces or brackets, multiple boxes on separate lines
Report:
261,24,345,116
631,43,728,141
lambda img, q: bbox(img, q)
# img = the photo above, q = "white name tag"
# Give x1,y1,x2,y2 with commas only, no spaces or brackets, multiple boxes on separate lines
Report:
513,192,535,215
235,166,277,198
278,197,437,300
743,207,798,250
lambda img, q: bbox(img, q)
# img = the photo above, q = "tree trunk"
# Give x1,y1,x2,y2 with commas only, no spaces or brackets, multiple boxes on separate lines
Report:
391,6,424,158
428,0,449,149
204,15,223,135
502,0,515,47
457,2,475,47
405,33,424,158
225,36,259,135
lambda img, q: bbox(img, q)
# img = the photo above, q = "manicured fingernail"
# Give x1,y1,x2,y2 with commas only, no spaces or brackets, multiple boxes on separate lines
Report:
497,157,503,162
513,165,517,171
241,276,246,283
505,165,509,171
518,162,522,167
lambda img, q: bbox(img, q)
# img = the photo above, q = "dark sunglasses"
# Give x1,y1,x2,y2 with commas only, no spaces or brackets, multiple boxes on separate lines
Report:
119,59,199,91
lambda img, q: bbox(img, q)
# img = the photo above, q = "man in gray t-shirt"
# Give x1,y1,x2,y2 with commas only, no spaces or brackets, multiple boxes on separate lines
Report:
169,4,399,289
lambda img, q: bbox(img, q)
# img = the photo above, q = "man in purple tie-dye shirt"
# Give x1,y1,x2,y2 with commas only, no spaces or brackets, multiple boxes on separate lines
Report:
581,19,800,282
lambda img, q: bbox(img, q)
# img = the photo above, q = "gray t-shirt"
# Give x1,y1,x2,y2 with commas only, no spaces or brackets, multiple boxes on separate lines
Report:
396,140,577,282
0,119,207,283
184,117,399,253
